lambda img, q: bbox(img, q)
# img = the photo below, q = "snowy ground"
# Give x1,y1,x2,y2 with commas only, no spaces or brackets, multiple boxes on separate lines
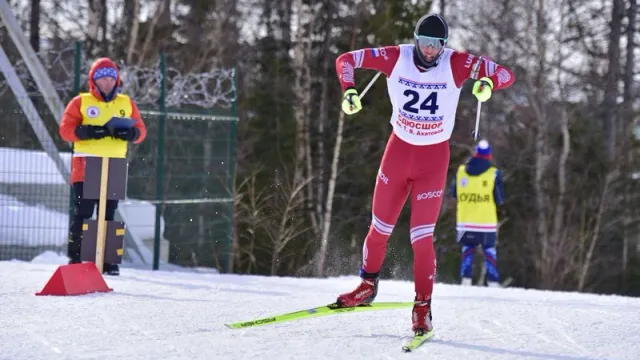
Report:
1,254,639,360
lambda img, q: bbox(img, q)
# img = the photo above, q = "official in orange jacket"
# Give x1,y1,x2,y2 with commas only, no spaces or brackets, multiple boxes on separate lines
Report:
59,57,147,275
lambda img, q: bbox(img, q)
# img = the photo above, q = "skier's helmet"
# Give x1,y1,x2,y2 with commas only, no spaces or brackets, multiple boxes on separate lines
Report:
414,14,449,69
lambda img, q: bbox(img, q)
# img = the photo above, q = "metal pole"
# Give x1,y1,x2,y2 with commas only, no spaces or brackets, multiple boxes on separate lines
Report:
225,67,238,273
152,53,167,270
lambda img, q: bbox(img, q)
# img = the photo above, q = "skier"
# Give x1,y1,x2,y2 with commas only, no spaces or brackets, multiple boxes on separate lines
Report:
333,13,515,335
450,140,505,287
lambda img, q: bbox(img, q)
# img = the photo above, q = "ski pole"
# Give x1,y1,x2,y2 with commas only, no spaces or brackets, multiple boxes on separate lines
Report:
473,101,482,141
360,72,382,98
470,56,485,141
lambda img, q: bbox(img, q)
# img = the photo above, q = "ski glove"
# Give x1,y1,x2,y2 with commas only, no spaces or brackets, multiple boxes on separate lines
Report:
472,77,494,102
113,127,140,142
75,125,109,140
341,88,362,115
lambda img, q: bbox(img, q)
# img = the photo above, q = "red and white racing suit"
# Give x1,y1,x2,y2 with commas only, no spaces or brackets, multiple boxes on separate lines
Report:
335,45,515,296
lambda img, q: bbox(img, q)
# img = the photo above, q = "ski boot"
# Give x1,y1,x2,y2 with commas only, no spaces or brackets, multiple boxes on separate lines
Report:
333,269,379,308
103,263,120,276
412,294,433,335
67,237,81,265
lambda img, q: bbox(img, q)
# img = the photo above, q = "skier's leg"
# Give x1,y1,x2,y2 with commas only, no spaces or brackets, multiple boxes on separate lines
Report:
459,231,482,285
482,232,500,286
408,140,449,332
336,133,411,307
460,243,475,285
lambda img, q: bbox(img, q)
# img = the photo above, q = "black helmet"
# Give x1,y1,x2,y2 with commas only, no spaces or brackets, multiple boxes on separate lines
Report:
413,14,449,69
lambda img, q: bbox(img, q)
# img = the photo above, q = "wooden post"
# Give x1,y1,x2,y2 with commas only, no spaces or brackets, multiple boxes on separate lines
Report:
95,157,110,274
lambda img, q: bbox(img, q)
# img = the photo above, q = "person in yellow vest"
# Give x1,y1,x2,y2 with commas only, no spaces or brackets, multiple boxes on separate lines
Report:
450,139,504,287
59,57,147,276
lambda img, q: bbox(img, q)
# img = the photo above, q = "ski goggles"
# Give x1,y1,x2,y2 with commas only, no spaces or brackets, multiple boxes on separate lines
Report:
414,34,447,49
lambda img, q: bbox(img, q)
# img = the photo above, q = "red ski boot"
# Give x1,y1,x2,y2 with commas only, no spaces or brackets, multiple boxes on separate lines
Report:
411,294,433,334
335,270,379,307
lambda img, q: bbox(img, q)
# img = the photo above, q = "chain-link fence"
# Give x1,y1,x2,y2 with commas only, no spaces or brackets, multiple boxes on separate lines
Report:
0,39,237,271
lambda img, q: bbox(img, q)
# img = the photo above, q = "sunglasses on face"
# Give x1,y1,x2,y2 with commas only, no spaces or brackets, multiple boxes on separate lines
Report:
414,34,448,49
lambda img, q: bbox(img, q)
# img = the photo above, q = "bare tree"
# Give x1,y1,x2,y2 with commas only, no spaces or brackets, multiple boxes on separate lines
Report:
291,0,313,200
315,1,367,277
29,0,40,52
602,0,624,163
136,0,169,66
86,0,107,56
265,172,313,275
234,168,273,273
125,0,140,64
312,1,338,235
549,0,572,289
617,0,637,290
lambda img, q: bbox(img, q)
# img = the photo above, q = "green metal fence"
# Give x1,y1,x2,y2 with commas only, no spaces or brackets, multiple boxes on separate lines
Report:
0,40,237,271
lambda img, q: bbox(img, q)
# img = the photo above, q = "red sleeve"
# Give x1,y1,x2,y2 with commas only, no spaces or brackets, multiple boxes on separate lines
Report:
335,46,400,91
130,100,147,144
450,51,516,90
59,96,83,142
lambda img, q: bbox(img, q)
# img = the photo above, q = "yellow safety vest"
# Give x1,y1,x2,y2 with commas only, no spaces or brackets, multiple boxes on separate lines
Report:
73,93,133,158
455,164,498,232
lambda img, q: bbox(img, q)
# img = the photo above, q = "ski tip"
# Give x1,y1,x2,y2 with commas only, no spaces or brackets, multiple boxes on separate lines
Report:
401,346,412,353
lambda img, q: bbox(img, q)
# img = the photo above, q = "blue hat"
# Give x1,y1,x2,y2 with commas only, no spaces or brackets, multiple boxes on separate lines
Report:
474,139,492,158
93,67,118,81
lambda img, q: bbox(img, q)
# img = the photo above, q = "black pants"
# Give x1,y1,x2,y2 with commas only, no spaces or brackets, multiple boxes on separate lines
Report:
67,182,119,262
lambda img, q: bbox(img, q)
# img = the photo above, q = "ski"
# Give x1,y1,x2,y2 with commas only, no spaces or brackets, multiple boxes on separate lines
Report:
401,330,435,352
224,301,413,329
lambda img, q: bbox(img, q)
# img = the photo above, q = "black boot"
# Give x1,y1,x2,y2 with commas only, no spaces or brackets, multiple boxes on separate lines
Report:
67,237,82,264
103,264,120,276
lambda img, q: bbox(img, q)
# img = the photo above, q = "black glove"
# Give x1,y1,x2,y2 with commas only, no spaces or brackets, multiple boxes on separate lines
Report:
75,125,109,140
113,127,140,142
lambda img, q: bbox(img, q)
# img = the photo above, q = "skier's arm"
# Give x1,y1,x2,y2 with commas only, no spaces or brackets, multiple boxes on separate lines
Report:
450,51,516,90
494,169,505,206
335,46,400,91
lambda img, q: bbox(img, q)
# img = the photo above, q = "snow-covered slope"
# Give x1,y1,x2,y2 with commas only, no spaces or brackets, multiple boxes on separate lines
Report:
1,255,638,360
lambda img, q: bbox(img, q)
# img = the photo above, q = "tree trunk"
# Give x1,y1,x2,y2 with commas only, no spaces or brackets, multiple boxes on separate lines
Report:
622,0,636,125
530,0,550,288
29,0,40,52
100,0,107,53
315,16,362,277
86,0,105,56
311,1,336,235
620,0,636,288
578,172,615,291
125,0,141,64
292,0,308,188
550,2,570,288
316,63,328,229
137,0,167,66
302,6,318,234
602,0,623,163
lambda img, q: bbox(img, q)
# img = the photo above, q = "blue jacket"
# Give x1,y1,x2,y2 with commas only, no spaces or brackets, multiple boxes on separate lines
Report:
450,157,505,206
